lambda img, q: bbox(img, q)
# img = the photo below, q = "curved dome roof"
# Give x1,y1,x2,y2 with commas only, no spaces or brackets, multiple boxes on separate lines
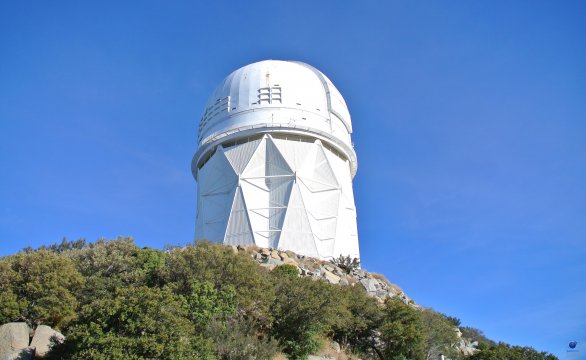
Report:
195,60,356,174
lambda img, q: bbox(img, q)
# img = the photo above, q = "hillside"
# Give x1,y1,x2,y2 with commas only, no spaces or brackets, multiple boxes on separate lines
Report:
0,238,557,360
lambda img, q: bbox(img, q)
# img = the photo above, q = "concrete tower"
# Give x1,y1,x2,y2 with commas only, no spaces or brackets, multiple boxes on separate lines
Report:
192,60,359,260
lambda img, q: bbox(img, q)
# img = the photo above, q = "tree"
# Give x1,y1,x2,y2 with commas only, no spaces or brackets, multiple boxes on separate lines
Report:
161,242,275,327
8,250,84,328
378,297,425,360
0,259,24,323
468,342,558,360
332,284,382,355
270,273,345,359
185,280,236,328
70,237,147,307
49,286,214,360
419,309,458,360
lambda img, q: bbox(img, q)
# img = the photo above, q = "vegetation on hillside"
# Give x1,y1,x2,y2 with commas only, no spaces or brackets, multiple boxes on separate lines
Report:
0,238,558,360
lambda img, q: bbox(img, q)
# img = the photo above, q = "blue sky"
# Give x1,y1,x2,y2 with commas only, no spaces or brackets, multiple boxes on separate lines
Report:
1,1,585,356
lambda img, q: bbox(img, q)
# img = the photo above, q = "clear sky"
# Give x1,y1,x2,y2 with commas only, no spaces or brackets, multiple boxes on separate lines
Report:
1,1,585,357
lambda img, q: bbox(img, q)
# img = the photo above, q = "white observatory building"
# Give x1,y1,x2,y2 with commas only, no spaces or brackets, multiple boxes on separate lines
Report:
192,60,360,260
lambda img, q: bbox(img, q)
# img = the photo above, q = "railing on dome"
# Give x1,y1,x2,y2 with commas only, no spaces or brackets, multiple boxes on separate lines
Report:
196,132,349,171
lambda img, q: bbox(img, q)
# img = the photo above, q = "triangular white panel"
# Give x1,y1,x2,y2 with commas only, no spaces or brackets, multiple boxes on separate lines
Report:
196,150,237,242
267,177,294,248
196,132,360,260
240,180,270,248
297,142,338,192
225,186,254,246
224,138,262,175
198,149,237,196
266,136,293,176
272,137,315,171
278,182,319,258
313,143,339,188
315,238,336,260
298,183,340,241
242,137,267,178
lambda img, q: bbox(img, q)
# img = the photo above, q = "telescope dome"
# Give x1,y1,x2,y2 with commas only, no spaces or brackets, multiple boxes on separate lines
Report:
194,60,356,176
192,60,361,259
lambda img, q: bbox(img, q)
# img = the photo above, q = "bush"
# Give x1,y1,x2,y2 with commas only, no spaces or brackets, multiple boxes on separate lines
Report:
378,297,425,360
271,264,299,278
332,285,381,354
330,254,360,274
468,342,558,360
49,286,214,360
208,317,281,360
271,276,345,359
161,242,275,328
4,250,84,328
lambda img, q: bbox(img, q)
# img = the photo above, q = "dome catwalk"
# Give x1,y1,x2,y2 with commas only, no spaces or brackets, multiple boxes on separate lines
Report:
192,60,360,260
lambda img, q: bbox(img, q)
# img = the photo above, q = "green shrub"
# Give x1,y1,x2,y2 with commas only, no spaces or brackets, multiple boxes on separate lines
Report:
271,264,299,279
49,286,214,360
6,250,84,328
271,275,345,359
208,317,281,360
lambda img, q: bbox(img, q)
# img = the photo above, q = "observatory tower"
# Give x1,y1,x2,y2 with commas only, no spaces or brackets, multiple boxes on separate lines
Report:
192,60,359,259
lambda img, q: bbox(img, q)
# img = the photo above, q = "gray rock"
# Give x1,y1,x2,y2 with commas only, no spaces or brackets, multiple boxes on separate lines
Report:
331,340,341,353
0,323,30,358
1,346,35,360
308,356,334,360
376,290,388,299
283,257,298,266
322,271,341,284
266,257,283,266
360,278,378,292
30,325,64,358
323,264,335,272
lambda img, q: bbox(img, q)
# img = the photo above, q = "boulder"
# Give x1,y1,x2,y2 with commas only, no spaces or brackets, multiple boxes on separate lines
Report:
360,278,378,293
1,346,35,360
331,340,341,353
322,271,341,284
266,257,283,266
283,257,298,266
270,250,280,259
0,323,30,358
30,325,64,358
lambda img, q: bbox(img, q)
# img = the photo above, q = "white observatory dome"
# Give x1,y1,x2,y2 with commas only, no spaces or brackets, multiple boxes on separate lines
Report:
193,60,357,176
192,60,360,260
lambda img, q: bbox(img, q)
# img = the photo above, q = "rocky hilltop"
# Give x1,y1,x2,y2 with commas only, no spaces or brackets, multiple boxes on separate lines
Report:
1,239,554,360
234,245,412,306
232,245,480,358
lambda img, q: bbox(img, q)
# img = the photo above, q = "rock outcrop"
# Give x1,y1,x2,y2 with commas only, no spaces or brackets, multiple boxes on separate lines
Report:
30,325,64,358
0,323,64,359
0,323,30,359
236,245,414,305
